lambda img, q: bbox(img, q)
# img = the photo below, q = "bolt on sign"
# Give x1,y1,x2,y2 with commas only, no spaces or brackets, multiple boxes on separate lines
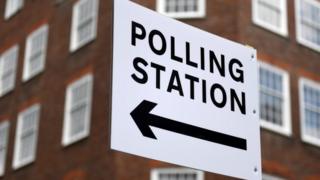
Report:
111,1,261,179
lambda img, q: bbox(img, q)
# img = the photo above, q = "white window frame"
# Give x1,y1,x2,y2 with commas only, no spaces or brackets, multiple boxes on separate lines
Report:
70,0,99,52
252,0,288,36
151,168,204,180
295,0,320,52
4,0,24,20
23,24,49,82
0,45,19,97
156,0,206,19
258,61,291,136
13,104,40,170
62,74,93,146
299,78,320,147
263,173,286,180
0,121,9,177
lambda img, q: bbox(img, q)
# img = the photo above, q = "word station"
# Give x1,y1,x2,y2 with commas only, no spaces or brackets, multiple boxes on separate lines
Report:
130,21,247,115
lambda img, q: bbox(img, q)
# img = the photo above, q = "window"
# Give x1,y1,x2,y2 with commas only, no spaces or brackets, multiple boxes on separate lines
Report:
157,0,206,19
300,78,320,146
55,0,64,4
263,173,286,180
295,0,320,52
252,0,288,36
70,0,99,52
13,104,40,169
23,24,49,82
151,168,204,180
259,62,291,135
4,0,24,19
0,121,9,176
62,74,93,146
0,45,19,97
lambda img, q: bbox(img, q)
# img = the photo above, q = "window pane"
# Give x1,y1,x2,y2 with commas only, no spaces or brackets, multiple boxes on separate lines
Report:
159,172,197,180
0,122,9,176
78,18,93,44
5,0,24,19
303,82,320,140
78,0,94,43
13,104,40,169
71,81,89,105
160,0,204,18
78,0,94,23
70,103,87,137
165,0,198,13
24,25,48,80
0,46,18,95
154,169,201,180
253,0,287,35
299,0,320,49
19,132,36,161
19,107,38,162
257,0,282,28
71,0,98,51
21,110,37,133
69,80,90,138
259,65,285,127
63,74,93,146
30,32,44,63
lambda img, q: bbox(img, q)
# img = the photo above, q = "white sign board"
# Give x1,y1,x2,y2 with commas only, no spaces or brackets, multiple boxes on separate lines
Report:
111,1,261,179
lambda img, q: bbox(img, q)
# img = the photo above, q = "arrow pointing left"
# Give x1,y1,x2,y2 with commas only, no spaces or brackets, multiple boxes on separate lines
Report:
130,100,247,150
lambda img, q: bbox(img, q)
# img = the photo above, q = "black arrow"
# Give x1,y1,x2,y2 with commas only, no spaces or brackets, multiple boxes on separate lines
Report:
130,100,247,151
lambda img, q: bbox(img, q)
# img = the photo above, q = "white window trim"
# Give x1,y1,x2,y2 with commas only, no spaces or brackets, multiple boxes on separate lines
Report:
252,0,288,36
62,73,93,146
4,0,24,20
295,0,320,52
263,173,286,180
70,0,99,52
22,24,49,82
13,104,40,170
156,0,206,19
299,78,320,147
0,121,9,177
258,61,292,136
151,168,204,180
0,45,19,97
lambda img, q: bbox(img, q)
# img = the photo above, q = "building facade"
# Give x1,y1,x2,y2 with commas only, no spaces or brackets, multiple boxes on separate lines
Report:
0,0,319,179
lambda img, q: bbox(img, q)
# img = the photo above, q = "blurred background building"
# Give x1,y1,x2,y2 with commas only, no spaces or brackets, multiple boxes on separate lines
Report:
0,0,319,179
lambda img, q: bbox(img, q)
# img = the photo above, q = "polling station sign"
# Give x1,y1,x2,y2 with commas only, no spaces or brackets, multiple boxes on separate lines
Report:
111,1,261,179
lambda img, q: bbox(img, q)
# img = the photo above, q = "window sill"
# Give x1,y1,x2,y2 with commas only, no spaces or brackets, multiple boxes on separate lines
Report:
260,121,292,137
